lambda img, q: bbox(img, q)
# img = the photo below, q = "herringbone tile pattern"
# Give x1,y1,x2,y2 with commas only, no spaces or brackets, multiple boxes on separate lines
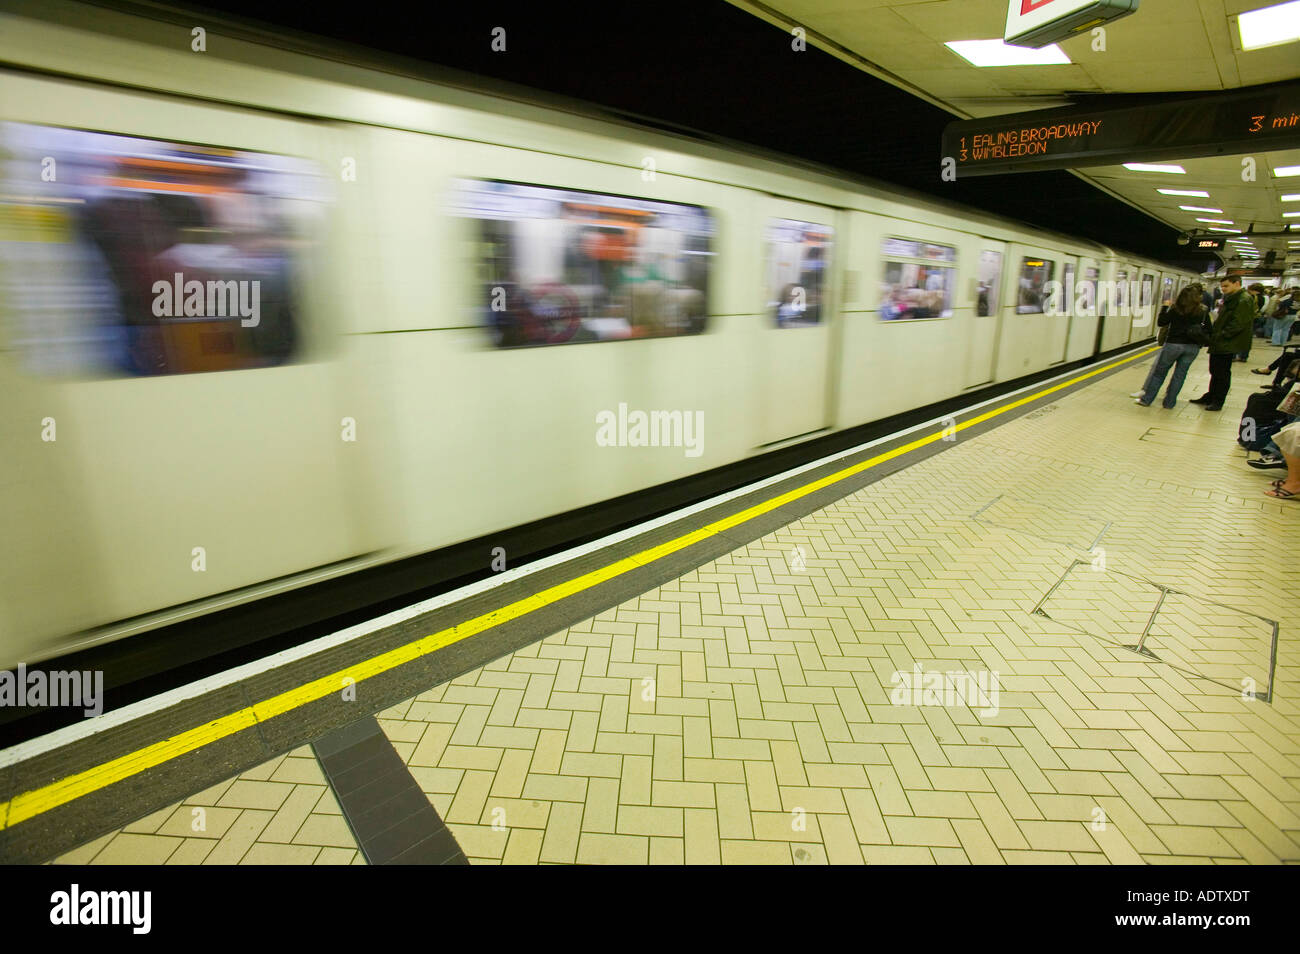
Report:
52,747,366,865
377,350,1300,864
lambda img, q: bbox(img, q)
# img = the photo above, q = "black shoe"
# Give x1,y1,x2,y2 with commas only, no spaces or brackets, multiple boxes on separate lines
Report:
1189,396,1210,404
1249,456,1287,469
1203,404,1223,411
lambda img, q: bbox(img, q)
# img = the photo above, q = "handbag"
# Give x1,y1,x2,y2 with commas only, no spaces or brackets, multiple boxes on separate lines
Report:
1277,385,1300,417
1186,312,1212,346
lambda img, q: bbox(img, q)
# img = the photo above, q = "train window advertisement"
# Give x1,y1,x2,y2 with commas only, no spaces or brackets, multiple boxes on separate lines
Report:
879,238,956,321
0,122,325,376
1016,257,1056,314
977,250,1002,317
452,179,713,348
766,218,831,327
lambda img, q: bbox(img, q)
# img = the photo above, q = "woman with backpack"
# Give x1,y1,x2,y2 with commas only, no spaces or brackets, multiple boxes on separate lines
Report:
1135,284,1211,408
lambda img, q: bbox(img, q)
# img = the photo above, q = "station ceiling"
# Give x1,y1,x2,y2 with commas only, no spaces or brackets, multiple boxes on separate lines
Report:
98,0,1294,272
728,0,1300,270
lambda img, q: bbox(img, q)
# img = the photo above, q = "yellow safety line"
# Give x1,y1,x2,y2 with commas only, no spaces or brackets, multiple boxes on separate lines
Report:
0,346,1156,831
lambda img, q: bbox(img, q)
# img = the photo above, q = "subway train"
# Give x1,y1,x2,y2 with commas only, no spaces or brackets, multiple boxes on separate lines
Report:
0,0,1196,672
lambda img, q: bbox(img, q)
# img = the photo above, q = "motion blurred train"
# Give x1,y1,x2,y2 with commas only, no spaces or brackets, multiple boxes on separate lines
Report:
0,0,1196,670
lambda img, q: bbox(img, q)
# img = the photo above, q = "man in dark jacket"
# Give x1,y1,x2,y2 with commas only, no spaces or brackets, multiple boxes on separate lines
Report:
1191,276,1256,411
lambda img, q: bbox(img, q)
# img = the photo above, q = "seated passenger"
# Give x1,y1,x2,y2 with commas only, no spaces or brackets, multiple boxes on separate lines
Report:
1263,420,1300,500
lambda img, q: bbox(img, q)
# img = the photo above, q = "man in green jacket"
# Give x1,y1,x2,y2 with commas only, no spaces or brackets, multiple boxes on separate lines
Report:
1191,275,1256,411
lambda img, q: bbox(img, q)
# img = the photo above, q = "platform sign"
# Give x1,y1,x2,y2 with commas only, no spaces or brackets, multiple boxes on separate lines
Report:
1192,237,1224,251
942,80,1300,177
1006,0,1140,48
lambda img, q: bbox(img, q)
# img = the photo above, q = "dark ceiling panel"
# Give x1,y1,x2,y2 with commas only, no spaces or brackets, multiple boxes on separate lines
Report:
112,0,1213,269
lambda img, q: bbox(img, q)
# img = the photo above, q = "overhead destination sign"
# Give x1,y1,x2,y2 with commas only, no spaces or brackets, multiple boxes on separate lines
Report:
1006,0,1140,48
942,81,1300,177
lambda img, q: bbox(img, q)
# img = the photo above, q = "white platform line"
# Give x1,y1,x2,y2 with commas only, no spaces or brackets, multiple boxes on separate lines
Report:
0,346,1149,768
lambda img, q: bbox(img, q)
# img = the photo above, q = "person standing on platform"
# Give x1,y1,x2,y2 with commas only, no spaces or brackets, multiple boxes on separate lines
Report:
1135,285,1210,408
1266,287,1298,346
1191,275,1255,412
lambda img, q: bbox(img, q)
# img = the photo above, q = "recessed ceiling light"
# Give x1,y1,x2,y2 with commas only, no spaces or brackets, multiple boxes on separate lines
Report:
1276,166,1300,177
1196,218,1234,224
943,39,1071,67
1238,0,1300,51
1158,189,1210,197
1179,205,1224,213
1124,163,1186,174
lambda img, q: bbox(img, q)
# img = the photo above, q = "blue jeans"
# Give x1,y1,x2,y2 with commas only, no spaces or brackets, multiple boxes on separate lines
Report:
1141,342,1200,408
1269,317,1295,346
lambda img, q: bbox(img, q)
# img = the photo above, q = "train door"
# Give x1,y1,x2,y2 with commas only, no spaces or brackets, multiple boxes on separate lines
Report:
754,199,839,446
964,243,1005,388
1134,269,1156,341
1069,257,1101,361
0,72,375,661
1054,255,1077,363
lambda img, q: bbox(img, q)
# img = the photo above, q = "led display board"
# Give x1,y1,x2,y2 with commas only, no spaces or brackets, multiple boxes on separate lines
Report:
942,81,1300,176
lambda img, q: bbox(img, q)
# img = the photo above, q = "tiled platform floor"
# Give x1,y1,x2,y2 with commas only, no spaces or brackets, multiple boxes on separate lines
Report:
54,747,366,865
58,346,1300,864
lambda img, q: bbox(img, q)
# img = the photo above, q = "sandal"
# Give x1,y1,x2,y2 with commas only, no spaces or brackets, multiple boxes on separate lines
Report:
1273,479,1286,489
1251,368,1271,374
1265,486,1299,499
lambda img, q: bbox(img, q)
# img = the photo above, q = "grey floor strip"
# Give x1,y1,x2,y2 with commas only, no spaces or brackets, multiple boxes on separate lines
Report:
312,716,468,865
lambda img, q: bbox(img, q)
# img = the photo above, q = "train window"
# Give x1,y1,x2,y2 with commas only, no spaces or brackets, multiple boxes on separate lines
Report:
454,179,714,348
977,250,1002,316
1141,273,1155,309
0,122,324,376
1063,262,1076,316
1116,270,1130,311
1161,275,1175,304
1016,257,1056,314
879,238,956,321
766,218,831,327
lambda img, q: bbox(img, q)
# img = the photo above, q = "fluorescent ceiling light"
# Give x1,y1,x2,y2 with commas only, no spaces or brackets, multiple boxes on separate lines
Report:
1238,0,1300,51
1158,189,1210,197
1207,227,1241,232
1196,218,1234,224
1180,205,1223,213
1283,195,1300,202
1276,166,1300,177
1124,163,1186,174
1284,211,1300,218
944,39,1071,66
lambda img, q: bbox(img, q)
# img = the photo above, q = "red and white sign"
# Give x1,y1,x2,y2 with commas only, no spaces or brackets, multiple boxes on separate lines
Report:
1005,0,1140,48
